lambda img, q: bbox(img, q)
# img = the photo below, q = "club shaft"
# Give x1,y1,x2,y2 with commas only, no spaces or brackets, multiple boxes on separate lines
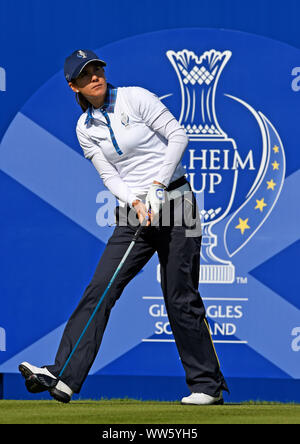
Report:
58,217,148,378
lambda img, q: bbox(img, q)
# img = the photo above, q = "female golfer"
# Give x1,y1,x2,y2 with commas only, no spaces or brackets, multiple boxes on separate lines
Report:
19,49,228,404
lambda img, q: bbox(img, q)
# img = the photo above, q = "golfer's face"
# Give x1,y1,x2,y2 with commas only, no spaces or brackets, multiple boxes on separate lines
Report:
71,62,107,98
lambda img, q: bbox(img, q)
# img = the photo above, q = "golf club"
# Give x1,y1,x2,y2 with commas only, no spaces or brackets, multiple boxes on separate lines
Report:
58,214,150,378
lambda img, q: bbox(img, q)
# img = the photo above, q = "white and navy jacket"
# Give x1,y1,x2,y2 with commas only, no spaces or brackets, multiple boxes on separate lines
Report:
76,84,188,207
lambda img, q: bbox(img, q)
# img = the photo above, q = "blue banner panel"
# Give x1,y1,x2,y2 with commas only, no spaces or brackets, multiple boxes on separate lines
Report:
0,25,300,402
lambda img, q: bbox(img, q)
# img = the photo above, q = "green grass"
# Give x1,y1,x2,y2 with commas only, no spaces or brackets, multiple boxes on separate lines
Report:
0,399,300,424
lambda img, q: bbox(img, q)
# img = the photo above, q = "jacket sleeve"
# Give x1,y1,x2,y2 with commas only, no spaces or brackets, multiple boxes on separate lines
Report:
128,87,188,187
150,109,188,187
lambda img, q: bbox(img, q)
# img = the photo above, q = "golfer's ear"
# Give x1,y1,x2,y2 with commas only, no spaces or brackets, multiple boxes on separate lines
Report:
69,82,79,93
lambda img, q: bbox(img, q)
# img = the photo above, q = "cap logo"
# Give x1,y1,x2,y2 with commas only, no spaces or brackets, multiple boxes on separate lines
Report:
77,50,87,59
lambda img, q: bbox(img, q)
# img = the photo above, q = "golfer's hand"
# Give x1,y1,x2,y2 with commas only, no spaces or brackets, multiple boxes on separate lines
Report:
145,181,166,221
132,200,151,226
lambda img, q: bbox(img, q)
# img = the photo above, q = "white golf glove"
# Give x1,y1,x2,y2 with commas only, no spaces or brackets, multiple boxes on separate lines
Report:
145,183,167,216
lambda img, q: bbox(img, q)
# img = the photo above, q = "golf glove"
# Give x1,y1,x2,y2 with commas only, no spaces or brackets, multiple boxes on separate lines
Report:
145,183,167,216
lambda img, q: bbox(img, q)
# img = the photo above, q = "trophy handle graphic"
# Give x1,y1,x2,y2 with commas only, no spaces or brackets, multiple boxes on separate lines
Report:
224,95,286,257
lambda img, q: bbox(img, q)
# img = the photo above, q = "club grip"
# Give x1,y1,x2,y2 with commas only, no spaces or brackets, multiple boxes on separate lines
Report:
133,215,149,241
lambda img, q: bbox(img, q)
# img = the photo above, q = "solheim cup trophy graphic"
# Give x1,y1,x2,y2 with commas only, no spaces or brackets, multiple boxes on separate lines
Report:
166,49,236,283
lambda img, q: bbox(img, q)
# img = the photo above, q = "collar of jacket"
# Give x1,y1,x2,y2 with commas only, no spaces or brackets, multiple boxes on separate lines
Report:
85,83,117,125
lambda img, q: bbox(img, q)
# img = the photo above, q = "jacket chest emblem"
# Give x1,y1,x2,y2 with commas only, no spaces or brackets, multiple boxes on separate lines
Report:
120,112,130,127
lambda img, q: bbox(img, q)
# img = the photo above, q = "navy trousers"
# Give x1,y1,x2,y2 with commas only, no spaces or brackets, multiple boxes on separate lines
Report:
46,190,228,397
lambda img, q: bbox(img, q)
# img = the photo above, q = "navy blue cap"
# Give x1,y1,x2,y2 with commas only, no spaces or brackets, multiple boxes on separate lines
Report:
64,49,106,82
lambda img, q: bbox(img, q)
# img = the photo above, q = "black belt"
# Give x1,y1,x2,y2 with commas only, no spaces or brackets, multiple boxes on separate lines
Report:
166,176,189,192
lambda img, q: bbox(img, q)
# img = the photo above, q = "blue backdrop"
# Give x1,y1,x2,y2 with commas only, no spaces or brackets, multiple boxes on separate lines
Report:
0,0,299,403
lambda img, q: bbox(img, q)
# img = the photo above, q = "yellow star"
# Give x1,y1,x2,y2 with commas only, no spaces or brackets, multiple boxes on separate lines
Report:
267,179,276,190
255,198,267,212
235,218,250,235
272,161,280,170
273,145,279,153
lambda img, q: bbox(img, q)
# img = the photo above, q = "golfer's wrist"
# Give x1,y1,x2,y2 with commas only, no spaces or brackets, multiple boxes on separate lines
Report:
131,199,142,208
153,180,166,188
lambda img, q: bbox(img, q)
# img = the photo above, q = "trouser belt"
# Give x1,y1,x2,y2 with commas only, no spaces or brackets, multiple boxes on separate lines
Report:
166,176,188,191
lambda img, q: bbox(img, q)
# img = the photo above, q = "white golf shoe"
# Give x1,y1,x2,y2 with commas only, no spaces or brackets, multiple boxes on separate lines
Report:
181,392,224,405
50,380,74,404
19,361,57,393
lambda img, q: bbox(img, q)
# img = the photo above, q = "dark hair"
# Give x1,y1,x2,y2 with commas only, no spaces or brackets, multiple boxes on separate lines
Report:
75,92,90,112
